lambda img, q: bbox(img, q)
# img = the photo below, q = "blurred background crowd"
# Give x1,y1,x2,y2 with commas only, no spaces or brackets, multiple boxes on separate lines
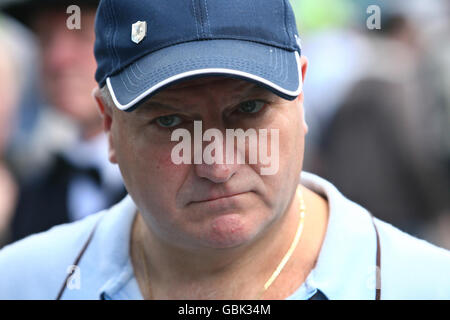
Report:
0,0,448,249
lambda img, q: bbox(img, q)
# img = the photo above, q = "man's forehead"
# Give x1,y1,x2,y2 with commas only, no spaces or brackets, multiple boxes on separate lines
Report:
133,76,275,113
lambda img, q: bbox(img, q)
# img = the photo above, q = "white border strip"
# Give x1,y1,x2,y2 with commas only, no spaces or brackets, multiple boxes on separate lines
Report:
107,51,302,111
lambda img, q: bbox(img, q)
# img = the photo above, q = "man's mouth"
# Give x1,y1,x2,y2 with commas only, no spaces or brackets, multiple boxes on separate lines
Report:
191,192,248,204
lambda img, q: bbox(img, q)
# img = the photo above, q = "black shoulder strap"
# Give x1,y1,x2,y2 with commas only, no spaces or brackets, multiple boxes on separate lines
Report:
372,215,382,300
308,215,381,300
308,289,328,300
56,220,100,300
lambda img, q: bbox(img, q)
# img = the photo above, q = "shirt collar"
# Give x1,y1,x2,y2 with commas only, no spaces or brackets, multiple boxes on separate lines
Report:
288,172,379,300
87,196,142,300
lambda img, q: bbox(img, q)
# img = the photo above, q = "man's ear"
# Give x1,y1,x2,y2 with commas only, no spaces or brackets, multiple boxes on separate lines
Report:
296,55,309,104
92,87,117,163
298,56,308,135
300,55,308,84
92,87,112,132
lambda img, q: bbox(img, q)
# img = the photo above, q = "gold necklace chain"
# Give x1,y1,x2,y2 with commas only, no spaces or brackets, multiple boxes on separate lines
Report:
256,186,306,299
138,228,153,299
137,186,306,300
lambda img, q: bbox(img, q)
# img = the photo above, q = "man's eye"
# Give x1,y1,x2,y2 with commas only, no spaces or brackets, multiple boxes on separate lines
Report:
237,101,266,114
155,115,182,128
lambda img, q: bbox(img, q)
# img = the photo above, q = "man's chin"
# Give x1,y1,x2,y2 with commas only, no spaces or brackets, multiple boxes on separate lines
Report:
199,213,259,249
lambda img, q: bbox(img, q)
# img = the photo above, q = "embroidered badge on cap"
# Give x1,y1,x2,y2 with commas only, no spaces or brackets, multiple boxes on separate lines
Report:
131,21,147,44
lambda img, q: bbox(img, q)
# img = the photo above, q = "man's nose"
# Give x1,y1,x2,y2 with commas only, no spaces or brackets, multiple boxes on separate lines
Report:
193,130,241,183
194,162,239,184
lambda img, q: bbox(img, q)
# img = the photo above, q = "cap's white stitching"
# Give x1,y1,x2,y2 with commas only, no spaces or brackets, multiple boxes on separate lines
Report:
107,51,302,111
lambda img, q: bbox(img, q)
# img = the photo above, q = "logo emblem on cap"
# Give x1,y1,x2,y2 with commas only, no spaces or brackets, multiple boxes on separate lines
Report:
131,21,147,44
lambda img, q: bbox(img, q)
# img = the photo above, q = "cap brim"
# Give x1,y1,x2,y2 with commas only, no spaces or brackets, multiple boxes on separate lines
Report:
107,39,302,111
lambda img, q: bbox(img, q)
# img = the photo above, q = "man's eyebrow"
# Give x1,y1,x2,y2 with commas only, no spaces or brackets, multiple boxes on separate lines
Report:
135,101,183,114
233,83,274,100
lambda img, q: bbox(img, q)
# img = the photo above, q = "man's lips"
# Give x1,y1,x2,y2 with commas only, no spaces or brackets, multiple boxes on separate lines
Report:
189,191,249,204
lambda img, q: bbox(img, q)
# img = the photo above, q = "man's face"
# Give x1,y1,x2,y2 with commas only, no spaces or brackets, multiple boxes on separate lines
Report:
0,49,19,155
107,69,308,250
34,9,99,127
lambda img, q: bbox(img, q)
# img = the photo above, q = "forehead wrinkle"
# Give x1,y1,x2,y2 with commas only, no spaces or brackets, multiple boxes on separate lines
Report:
142,94,204,115
229,82,271,102
135,96,205,120
134,101,184,115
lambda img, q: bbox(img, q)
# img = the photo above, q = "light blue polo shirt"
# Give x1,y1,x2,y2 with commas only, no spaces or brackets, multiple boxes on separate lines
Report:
0,172,449,299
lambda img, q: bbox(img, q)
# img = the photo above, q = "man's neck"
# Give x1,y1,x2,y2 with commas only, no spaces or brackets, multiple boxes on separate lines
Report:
130,185,329,299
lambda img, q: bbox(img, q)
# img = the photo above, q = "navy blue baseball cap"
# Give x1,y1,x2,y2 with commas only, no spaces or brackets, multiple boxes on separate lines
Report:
94,0,303,111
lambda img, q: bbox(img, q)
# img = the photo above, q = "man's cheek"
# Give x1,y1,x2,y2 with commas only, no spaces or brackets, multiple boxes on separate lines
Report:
148,149,191,185
156,149,179,169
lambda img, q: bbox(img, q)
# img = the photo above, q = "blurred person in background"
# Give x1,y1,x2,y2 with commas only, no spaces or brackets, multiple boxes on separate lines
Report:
0,14,28,246
2,0,125,243
412,0,450,248
311,2,450,248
